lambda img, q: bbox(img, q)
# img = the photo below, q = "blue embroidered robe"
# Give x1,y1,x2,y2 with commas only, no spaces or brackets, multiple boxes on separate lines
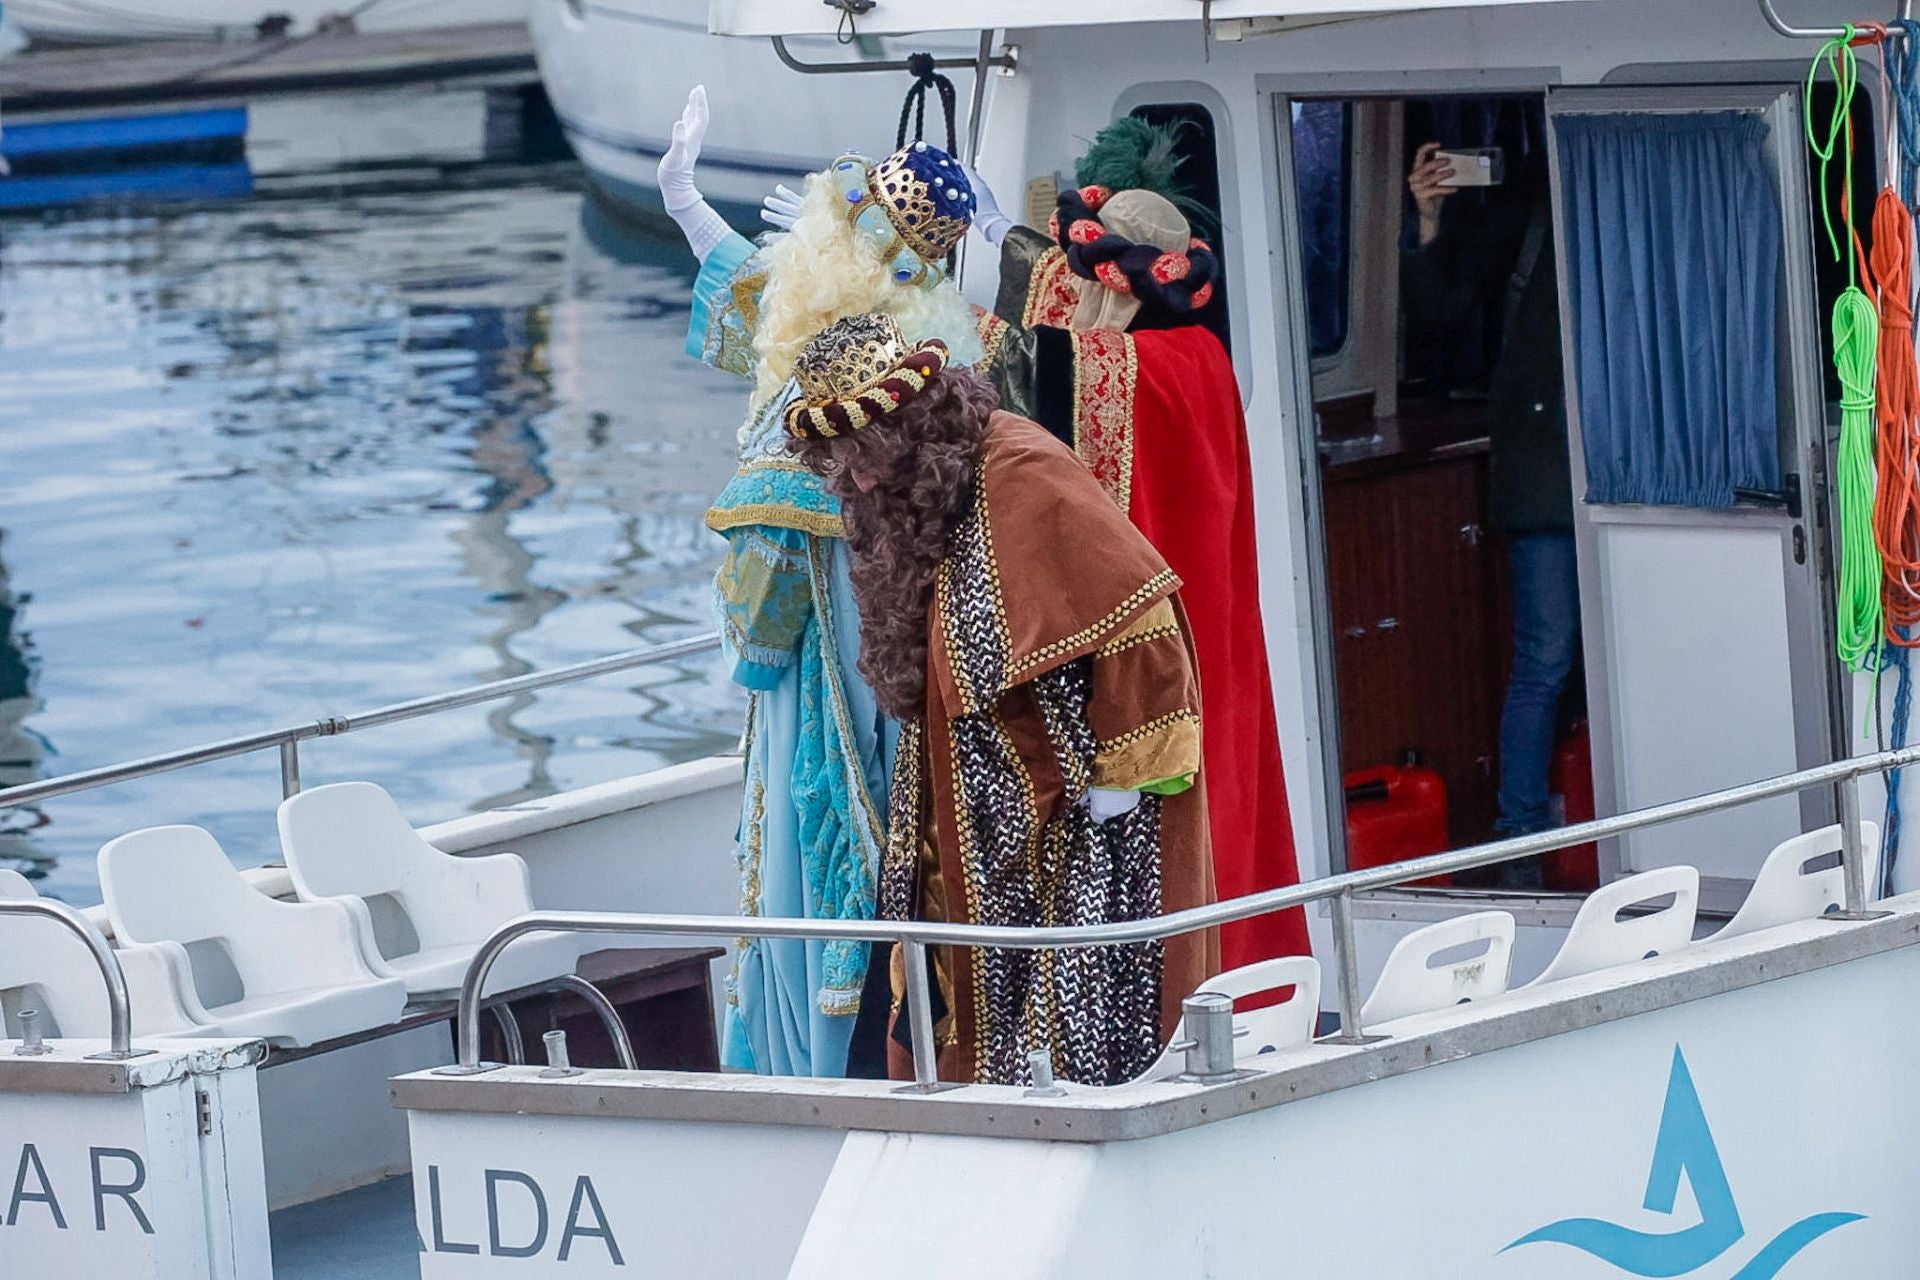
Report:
696,231,894,1077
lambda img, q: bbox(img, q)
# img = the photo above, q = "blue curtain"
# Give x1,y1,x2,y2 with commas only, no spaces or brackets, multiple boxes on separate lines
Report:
1554,112,1783,507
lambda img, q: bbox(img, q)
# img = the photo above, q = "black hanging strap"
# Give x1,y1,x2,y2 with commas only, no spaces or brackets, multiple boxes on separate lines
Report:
896,52,959,156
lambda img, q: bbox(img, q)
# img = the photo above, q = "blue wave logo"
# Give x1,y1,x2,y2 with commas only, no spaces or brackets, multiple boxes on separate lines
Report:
1503,1047,1862,1277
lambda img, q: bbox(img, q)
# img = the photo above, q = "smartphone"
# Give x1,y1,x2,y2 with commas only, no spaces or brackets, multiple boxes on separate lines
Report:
1435,147,1506,187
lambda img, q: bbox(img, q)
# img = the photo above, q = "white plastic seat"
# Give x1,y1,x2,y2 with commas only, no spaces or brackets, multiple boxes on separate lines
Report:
1138,956,1321,1082
1525,865,1699,989
277,781,578,997
99,826,407,1047
1359,910,1515,1027
0,870,202,1040
1715,822,1881,941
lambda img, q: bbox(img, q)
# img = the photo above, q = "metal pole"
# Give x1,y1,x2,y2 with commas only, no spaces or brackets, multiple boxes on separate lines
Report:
1758,0,1917,39
1322,890,1382,1046
0,899,148,1060
899,939,942,1092
552,974,637,1070
964,29,993,165
768,35,1016,77
0,633,723,811
492,1004,526,1065
279,739,300,798
1831,775,1889,920
440,743,1920,1070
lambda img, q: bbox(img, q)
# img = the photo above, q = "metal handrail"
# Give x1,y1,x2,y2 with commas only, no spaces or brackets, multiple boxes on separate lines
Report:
0,632,724,811
768,34,1017,76
1760,0,1915,39
449,742,1920,1080
0,898,138,1059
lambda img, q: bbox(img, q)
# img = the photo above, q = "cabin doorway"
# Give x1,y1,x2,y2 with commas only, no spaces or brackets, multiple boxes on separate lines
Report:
1288,91,1588,895
1280,83,1840,909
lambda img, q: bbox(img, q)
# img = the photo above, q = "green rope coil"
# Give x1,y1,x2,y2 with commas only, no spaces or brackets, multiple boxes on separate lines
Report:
1836,287,1884,671
1810,28,1886,673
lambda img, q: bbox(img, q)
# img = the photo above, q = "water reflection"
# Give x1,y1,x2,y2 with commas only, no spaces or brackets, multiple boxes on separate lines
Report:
0,165,747,902
0,534,51,875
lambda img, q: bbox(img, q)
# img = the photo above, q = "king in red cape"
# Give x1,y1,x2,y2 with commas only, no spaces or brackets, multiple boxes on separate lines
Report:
969,119,1311,969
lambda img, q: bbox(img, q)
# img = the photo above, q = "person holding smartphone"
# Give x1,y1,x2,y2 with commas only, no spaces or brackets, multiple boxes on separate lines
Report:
1403,137,1577,889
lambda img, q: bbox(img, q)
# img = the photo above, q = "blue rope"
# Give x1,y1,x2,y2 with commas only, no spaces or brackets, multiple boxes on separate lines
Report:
1881,18,1920,893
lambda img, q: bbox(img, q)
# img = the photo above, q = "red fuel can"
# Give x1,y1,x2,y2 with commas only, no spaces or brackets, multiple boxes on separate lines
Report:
1344,765,1451,888
1544,723,1599,891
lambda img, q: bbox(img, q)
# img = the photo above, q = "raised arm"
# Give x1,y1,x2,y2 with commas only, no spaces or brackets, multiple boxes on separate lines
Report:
658,86,734,265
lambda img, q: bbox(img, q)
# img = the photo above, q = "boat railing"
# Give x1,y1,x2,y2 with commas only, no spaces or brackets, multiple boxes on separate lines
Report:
0,896,140,1060
0,632,725,812
448,742,1920,1089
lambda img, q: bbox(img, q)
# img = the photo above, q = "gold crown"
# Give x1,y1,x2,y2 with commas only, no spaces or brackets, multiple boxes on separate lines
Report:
794,314,911,403
785,314,950,440
868,149,971,262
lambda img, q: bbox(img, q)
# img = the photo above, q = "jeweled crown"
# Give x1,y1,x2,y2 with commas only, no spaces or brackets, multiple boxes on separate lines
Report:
793,314,909,403
860,142,974,262
784,313,950,440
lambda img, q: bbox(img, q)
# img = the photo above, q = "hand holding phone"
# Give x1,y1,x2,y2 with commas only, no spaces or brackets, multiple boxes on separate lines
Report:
1434,147,1507,187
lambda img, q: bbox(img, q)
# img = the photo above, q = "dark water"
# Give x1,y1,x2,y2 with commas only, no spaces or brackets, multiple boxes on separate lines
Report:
0,163,747,904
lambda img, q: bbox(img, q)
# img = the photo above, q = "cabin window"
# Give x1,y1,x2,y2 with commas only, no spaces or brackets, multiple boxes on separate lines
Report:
1290,101,1352,358
1127,101,1232,353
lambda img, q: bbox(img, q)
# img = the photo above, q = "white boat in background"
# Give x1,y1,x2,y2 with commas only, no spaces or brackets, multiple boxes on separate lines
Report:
5,0,526,43
529,0,975,216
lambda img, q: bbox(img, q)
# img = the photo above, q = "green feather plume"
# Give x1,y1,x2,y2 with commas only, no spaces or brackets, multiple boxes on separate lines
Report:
1071,116,1213,231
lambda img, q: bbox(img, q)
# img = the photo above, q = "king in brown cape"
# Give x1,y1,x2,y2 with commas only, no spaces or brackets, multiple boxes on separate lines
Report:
784,313,1218,1088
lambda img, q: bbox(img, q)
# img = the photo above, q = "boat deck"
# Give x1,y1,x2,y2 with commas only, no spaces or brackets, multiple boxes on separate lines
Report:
272,1177,418,1280
0,23,536,114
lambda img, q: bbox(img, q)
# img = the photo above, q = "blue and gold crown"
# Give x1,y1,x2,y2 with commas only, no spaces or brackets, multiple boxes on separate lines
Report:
833,142,974,282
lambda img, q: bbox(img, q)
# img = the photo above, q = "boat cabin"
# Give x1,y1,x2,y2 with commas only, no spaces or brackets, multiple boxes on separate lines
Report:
709,0,1909,978
8,1,1920,1276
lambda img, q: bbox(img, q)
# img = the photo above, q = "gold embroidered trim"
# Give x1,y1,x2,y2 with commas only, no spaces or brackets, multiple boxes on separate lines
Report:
739,456,810,474
706,504,844,538
974,310,1009,377
808,538,887,859
1008,569,1179,679
1096,623,1180,659
935,461,1014,717
1094,709,1201,791
729,270,768,338
1070,329,1138,514
1097,707,1202,754
1023,247,1080,328
819,986,863,1017
1096,599,1178,657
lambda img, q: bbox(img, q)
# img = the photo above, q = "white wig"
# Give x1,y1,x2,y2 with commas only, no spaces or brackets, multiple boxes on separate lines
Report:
750,167,983,410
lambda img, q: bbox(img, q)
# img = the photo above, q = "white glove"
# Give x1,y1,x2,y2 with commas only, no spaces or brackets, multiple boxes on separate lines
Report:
964,162,1012,246
658,85,708,213
659,86,731,263
1086,788,1143,822
762,183,806,232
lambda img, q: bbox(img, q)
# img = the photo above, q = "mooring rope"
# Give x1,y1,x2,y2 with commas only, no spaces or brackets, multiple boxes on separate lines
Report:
1810,27,1886,676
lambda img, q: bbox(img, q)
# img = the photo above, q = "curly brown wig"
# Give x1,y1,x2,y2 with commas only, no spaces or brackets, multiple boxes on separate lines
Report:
789,366,997,720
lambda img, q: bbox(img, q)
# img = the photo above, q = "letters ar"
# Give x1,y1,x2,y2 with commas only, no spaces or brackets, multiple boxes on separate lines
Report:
1,1144,153,1234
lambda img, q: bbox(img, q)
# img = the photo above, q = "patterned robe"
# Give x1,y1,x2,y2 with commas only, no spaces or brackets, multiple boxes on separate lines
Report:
695,231,893,1077
978,226,1310,974
884,413,1219,1087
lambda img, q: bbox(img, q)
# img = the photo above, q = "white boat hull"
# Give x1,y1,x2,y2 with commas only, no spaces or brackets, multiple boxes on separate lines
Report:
399,903,1920,1277
529,0,975,215
9,0,527,41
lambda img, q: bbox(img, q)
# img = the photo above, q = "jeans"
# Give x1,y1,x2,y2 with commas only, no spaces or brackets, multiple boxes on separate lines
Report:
1496,532,1581,843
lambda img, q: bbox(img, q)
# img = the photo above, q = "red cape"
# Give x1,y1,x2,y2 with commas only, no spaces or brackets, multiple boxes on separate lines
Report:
1069,324,1310,969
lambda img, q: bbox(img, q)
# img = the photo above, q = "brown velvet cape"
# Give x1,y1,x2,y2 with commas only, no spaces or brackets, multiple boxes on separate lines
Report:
883,412,1218,1086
